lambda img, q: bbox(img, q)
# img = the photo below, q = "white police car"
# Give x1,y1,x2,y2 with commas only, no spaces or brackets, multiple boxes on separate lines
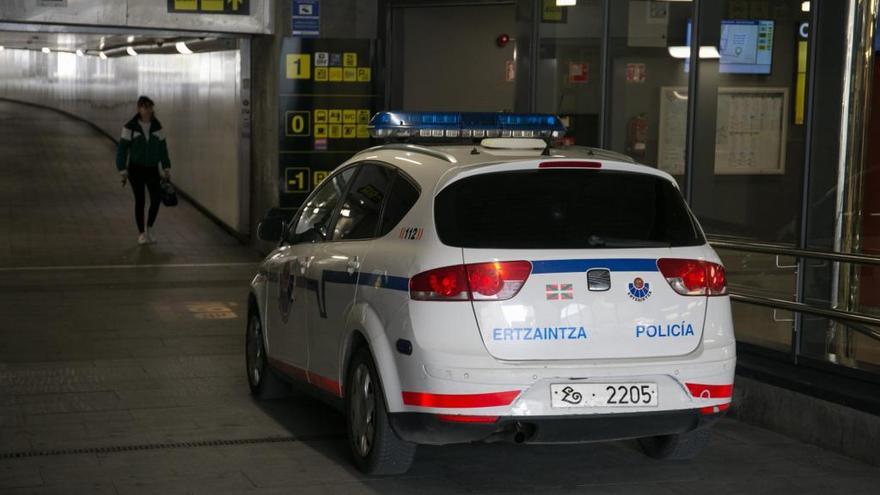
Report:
247,112,735,475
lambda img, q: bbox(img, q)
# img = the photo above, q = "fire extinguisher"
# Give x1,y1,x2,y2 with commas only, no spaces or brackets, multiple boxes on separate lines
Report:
626,113,648,162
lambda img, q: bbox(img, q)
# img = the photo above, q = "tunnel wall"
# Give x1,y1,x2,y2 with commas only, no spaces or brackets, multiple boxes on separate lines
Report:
0,47,248,235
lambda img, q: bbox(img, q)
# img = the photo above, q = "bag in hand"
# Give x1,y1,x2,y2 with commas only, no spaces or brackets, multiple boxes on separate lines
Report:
160,179,179,207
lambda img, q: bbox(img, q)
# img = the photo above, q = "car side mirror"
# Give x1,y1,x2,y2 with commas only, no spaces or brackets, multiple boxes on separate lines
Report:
257,216,284,243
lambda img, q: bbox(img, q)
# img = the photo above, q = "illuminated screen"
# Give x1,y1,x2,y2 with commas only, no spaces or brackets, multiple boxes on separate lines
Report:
686,19,775,74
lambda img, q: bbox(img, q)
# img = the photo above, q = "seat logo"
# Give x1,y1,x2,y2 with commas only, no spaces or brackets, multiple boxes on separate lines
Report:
627,277,652,301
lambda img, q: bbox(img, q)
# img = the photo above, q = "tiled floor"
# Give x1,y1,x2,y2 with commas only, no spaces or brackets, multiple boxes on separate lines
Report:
1,99,880,494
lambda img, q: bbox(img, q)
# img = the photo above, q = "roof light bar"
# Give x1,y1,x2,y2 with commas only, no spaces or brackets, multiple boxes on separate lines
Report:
368,111,567,139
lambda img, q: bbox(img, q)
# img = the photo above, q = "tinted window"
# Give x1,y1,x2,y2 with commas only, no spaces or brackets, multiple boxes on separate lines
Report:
378,174,420,236
331,164,395,241
435,170,704,249
288,167,356,244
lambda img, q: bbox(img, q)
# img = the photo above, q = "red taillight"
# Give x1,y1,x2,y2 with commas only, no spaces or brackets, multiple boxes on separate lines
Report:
410,261,532,301
657,258,727,296
410,265,468,300
538,160,602,169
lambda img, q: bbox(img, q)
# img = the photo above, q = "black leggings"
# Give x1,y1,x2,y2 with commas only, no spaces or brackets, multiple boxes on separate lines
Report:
128,165,161,233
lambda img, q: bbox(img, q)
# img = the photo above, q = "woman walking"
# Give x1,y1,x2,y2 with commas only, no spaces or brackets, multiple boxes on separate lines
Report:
116,96,172,245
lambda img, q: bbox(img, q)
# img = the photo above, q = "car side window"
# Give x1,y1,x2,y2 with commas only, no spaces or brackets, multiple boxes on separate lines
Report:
287,167,357,244
331,163,395,241
377,173,420,237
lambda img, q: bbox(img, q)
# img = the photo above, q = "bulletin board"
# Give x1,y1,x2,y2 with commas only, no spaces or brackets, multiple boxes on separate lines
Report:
657,86,689,175
657,86,789,176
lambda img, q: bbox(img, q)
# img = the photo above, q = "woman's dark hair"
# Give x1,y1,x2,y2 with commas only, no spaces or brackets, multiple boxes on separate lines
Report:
137,96,155,108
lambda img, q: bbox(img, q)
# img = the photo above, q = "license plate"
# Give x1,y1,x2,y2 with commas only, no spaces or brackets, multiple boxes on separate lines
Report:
550,383,658,408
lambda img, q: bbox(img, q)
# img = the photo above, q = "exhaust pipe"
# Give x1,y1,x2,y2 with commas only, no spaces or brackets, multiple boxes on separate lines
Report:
485,422,533,444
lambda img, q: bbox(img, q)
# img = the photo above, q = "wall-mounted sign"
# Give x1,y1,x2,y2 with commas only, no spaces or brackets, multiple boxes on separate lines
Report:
278,38,377,208
292,0,320,37
168,0,250,15
626,63,646,83
541,0,567,23
568,62,589,84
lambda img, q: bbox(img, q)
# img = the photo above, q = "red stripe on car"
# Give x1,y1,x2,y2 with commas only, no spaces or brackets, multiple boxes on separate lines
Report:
267,357,342,397
402,390,521,408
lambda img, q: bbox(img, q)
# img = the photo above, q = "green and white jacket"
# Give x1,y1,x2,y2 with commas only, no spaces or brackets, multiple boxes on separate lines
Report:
115,115,172,172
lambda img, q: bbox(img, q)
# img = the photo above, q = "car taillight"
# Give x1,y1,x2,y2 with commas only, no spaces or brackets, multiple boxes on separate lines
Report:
657,258,727,296
410,261,531,301
410,264,469,300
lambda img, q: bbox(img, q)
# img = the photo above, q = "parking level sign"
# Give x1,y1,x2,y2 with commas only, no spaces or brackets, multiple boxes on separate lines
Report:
292,0,320,38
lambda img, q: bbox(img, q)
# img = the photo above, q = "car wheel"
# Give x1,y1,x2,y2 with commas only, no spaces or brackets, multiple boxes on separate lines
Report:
346,347,417,475
638,426,711,460
245,310,288,399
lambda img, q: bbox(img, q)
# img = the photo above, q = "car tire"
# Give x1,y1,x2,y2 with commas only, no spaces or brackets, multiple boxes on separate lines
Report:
346,347,417,475
245,310,289,399
638,426,711,460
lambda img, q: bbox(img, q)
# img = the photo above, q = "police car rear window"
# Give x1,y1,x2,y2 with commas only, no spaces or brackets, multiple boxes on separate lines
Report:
434,169,704,249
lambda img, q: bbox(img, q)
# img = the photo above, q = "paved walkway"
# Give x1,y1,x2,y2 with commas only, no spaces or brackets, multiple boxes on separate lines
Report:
1,100,879,494
0,100,255,267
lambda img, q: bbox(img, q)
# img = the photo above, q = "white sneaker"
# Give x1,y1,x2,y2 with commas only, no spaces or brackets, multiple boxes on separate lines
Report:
145,228,157,244
138,233,150,245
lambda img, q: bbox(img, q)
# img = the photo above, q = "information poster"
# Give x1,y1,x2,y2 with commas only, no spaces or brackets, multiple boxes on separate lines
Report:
657,86,788,175
657,87,688,175
278,38,377,208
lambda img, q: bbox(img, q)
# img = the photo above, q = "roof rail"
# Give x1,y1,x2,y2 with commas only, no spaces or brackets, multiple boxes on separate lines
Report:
360,143,458,164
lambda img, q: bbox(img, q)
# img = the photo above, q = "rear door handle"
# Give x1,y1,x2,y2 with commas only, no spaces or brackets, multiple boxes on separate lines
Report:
347,257,361,275
298,256,313,274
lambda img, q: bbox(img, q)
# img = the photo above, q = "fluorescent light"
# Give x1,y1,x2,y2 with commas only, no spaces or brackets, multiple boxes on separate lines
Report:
99,51,107,60
667,46,721,59
175,41,193,54
75,49,84,57
801,1,810,12
556,0,576,5
668,46,689,58
127,35,135,42
699,46,721,59
0,46,4,51
41,47,50,54
126,46,138,56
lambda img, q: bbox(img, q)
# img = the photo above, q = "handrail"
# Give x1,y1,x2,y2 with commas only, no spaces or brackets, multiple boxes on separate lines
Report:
708,237,880,267
710,236,880,343
729,292,880,343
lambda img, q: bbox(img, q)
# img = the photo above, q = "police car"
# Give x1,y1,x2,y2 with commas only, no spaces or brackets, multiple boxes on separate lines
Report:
247,112,735,475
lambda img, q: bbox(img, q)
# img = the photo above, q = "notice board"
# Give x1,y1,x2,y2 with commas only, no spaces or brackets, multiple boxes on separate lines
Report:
658,86,789,175
278,38,377,209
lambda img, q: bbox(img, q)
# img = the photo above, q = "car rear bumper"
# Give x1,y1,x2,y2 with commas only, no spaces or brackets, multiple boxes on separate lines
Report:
388,408,725,445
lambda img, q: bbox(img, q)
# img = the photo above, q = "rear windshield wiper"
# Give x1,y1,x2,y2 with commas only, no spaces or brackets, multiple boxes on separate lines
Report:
586,235,670,248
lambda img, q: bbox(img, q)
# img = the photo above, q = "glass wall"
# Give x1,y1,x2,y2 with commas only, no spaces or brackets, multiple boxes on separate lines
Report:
384,0,880,380
535,0,604,146
690,0,811,352
606,0,692,178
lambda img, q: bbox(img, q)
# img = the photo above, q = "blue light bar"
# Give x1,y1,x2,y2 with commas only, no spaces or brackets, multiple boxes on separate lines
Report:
368,111,567,139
